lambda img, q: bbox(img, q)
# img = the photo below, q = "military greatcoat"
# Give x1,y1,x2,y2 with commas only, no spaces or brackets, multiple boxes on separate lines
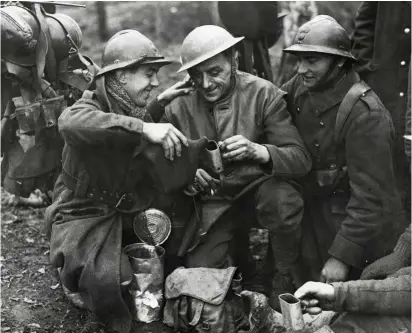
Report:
282,69,405,279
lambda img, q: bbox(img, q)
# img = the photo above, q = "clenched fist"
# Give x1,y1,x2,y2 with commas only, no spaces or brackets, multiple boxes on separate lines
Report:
320,257,350,283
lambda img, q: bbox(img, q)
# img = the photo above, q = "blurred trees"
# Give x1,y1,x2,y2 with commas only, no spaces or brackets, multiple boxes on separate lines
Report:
96,2,108,41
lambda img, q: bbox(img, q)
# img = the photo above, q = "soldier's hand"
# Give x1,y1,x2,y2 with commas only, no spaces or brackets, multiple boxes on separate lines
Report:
157,75,194,106
219,135,269,163
194,168,220,196
142,123,188,160
320,257,350,283
294,281,335,315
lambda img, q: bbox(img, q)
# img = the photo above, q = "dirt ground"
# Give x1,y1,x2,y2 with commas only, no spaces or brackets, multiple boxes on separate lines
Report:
0,188,269,333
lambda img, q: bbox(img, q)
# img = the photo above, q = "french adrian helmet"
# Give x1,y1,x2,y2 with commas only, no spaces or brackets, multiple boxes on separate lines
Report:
97,29,172,76
1,5,83,67
283,15,356,60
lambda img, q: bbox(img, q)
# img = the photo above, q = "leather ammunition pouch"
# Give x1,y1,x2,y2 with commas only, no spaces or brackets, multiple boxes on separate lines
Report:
1,95,66,197
12,95,65,134
306,165,349,196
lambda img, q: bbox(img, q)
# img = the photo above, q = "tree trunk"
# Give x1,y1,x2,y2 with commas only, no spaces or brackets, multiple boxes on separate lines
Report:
96,2,109,42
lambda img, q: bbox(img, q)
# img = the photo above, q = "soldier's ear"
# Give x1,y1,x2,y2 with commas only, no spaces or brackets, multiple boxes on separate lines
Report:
234,50,239,68
115,69,127,85
337,57,347,68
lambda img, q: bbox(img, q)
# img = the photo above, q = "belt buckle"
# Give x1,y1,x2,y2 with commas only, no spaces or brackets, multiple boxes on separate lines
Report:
115,193,134,210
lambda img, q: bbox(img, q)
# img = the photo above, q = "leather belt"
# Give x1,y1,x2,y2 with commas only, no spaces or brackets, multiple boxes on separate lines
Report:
61,169,135,210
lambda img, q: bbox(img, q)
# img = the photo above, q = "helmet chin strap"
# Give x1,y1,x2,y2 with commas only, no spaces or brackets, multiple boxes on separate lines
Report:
309,56,345,92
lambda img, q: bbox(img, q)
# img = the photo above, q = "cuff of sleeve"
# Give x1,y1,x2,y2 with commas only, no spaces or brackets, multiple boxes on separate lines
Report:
328,233,364,268
330,282,347,313
260,144,274,174
122,116,144,135
261,144,278,175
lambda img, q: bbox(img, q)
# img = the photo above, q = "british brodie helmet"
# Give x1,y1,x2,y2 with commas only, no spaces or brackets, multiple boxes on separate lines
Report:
283,15,356,60
97,29,172,76
177,25,244,73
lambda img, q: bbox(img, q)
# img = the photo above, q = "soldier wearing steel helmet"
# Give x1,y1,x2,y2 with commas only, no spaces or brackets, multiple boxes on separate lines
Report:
162,25,312,309
1,3,99,206
44,29,194,332
281,15,405,286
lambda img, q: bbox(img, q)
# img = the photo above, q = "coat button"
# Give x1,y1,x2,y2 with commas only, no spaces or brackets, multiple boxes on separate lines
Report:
315,109,319,116
296,107,301,113
314,142,320,148
319,121,325,127
401,60,406,66
405,28,410,34
400,92,405,97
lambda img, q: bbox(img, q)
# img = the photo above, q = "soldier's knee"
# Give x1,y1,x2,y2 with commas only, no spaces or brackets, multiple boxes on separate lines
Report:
255,179,304,229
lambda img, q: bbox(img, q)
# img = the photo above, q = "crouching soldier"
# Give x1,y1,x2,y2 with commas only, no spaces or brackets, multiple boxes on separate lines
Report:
162,25,312,309
44,30,193,333
281,15,406,284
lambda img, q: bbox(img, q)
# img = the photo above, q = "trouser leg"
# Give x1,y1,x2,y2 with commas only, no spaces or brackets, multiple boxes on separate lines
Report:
185,211,237,268
254,178,303,274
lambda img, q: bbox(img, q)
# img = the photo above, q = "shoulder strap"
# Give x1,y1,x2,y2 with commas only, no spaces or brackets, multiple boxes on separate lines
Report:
334,81,371,144
34,4,58,89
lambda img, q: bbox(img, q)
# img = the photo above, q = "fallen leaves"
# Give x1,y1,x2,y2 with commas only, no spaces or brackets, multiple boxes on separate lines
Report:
2,213,21,225
23,297,36,305
25,238,35,244
50,283,60,290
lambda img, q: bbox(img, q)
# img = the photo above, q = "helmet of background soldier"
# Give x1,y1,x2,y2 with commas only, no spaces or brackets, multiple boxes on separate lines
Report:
96,29,172,77
177,25,244,73
1,5,83,67
283,15,356,60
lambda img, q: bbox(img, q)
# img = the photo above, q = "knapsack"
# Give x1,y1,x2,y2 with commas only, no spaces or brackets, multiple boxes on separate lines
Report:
163,267,249,333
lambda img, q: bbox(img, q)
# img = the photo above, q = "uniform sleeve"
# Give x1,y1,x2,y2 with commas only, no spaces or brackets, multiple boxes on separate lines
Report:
328,105,400,268
331,273,411,315
59,97,144,147
261,97,312,177
351,2,378,76
146,96,165,123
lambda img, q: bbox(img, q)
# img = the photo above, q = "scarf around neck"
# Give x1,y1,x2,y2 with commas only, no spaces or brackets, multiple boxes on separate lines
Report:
105,75,147,120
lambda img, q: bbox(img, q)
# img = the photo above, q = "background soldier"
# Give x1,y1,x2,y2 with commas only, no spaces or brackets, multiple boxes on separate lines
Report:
1,2,98,206
351,1,411,222
281,15,404,285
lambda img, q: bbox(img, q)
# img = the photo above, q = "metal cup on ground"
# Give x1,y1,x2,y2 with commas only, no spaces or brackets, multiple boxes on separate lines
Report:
279,293,305,331
124,243,165,323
